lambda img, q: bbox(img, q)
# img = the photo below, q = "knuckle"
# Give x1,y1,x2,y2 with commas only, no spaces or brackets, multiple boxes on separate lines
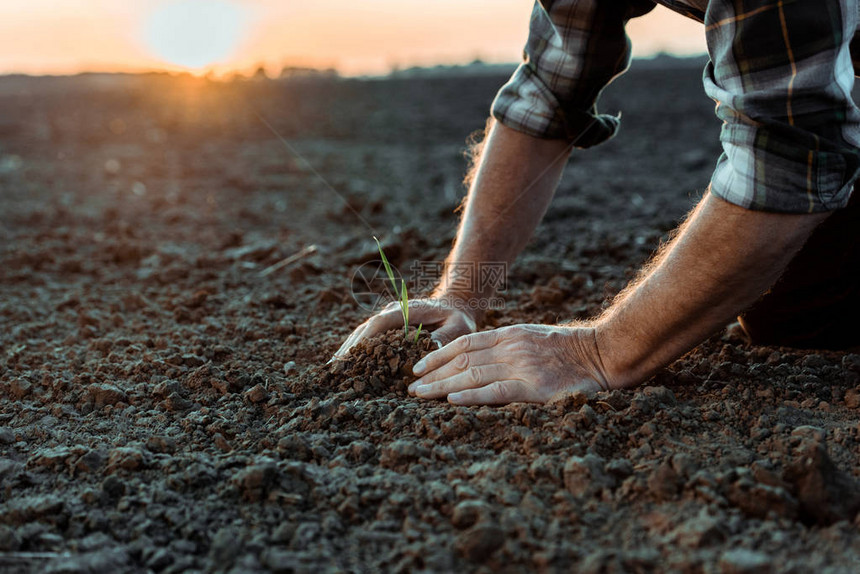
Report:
457,335,473,353
466,367,482,386
491,382,513,403
510,325,528,338
496,326,517,343
492,329,508,346
454,352,470,371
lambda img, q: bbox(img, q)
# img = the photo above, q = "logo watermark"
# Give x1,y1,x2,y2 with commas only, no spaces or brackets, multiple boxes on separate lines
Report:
350,260,507,312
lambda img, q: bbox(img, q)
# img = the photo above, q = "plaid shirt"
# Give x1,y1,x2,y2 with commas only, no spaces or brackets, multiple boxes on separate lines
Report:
492,0,860,213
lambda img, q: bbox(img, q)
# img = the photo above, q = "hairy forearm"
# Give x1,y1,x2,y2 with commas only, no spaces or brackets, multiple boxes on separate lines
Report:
435,121,572,306
594,192,829,387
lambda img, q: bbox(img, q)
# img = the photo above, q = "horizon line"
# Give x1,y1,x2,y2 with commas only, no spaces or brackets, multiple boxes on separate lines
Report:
0,52,710,81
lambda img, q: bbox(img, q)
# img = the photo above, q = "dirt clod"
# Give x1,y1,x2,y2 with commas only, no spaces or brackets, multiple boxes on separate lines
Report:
456,523,505,562
784,438,860,525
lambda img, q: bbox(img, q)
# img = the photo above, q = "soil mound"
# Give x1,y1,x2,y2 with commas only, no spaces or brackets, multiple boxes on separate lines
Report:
329,329,434,396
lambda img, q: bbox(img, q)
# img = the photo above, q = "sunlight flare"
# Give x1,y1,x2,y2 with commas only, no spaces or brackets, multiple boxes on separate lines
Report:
143,0,249,70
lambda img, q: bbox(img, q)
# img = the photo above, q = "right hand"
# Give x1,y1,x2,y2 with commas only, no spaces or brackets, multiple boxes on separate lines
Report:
330,296,479,362
407,323,612,405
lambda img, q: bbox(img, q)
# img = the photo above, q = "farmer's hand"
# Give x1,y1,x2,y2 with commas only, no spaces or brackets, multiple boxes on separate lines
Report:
330,296,479,361
407,324,613,405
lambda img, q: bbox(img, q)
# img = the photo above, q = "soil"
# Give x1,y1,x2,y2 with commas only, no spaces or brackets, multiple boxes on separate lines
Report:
1,63,860,573
322,329,434,397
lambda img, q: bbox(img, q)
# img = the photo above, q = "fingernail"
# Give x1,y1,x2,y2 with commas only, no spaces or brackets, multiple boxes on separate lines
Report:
432,338,442,349
448,392,463,404
407,381,420,394
413,360,426,375
415,384,430,397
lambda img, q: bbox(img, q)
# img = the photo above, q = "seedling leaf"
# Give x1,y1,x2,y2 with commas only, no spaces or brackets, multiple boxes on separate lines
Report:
374,236,399,297
373,236,414,339
400,280,409,336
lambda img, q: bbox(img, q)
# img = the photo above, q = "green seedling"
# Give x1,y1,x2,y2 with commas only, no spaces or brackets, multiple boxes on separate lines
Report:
374,236,411,339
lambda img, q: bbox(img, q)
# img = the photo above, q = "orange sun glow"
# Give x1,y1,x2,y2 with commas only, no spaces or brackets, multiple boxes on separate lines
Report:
143,0,250,71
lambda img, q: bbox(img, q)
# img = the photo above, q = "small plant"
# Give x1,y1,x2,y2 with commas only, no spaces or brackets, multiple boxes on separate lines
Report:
374,236,422,342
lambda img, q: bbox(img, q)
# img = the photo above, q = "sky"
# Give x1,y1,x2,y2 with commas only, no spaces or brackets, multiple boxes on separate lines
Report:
0,1,706,77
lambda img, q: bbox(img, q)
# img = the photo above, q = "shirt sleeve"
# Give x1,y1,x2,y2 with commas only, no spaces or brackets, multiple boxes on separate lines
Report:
491,0,655,147
703,0,860,213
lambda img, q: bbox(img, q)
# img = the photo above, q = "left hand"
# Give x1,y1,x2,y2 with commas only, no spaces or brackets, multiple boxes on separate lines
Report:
407,323,612,405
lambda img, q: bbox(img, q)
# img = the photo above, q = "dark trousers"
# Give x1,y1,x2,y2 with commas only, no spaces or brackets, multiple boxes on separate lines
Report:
739,191,860,350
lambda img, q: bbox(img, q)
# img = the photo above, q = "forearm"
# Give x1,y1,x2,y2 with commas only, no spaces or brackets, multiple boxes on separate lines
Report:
593,192,829,388
435,121,572,307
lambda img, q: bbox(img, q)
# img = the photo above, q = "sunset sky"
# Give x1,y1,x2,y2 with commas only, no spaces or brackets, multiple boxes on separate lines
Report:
0,1,706,77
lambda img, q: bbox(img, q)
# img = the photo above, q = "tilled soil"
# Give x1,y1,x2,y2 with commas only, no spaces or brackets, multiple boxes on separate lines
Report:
1,64,860,573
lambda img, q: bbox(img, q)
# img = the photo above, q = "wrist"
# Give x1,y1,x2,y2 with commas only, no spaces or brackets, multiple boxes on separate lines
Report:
555,323,610,390
431,288,488,326
591,318,654,389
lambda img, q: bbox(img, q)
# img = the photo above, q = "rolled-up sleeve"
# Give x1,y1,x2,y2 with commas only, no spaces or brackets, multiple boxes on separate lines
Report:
704,0,860,213
491,0,655,147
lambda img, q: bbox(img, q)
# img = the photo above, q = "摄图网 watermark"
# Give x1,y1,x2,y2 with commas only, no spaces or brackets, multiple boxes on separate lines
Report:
350,260,507,312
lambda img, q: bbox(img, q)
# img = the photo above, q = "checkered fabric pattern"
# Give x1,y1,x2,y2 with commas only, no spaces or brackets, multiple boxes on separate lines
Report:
492,0,860,213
